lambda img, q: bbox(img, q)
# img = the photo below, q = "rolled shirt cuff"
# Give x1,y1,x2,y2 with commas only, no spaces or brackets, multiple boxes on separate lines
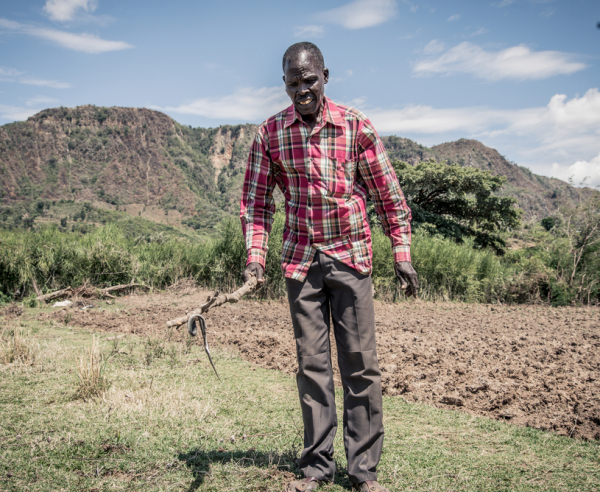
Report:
392,245,411,264
247,248,267,268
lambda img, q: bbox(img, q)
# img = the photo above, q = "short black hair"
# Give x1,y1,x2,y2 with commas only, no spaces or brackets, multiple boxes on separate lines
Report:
282,42,325,72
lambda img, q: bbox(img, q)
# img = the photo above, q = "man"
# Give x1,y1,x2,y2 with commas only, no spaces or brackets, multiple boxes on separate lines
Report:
240,42,418,492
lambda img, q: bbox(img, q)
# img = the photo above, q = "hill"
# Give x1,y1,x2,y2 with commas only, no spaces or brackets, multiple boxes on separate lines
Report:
430,139,592,219
0,106,256,231
0,106,591,231
382,137,592,219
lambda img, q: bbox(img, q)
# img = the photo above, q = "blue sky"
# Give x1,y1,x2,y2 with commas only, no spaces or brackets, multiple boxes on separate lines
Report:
1,0,599,186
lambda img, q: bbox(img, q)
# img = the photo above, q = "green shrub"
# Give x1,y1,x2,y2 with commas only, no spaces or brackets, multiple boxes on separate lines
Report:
1,212,598,305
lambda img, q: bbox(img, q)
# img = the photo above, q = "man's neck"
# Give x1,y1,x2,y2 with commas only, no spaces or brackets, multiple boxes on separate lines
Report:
300,98,325,131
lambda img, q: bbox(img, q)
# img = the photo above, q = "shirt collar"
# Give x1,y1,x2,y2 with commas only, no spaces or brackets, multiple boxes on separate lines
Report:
284,97,345,130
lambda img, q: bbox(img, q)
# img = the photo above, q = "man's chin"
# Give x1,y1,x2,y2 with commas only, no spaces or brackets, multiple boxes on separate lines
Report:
295,99,322,116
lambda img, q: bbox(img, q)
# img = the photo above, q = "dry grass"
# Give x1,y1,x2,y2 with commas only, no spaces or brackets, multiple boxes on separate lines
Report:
0,324,37,365
1,310,599,491
74,335,111,400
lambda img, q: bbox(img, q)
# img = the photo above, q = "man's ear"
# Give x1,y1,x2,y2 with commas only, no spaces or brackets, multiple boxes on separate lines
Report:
282,75,286,83
323,68,329,84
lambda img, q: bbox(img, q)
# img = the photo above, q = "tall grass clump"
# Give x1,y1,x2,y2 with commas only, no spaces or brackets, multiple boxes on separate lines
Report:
0,325,37,365
2,212,596,305
75,336,111,400
0,219,515,304
372,227,508,303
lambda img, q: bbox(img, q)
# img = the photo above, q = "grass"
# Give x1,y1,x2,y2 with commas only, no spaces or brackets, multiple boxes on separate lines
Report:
0,310,598,491
0,215,524,306
0,324,37,365
74,335,112,401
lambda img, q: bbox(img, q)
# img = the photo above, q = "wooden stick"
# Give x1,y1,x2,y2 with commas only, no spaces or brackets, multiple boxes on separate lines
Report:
36,287,72,303
31,277,42,297
101,283,149,294
166,276,257,328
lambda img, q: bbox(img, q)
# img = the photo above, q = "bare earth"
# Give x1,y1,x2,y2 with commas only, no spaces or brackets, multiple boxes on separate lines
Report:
40,285,600,441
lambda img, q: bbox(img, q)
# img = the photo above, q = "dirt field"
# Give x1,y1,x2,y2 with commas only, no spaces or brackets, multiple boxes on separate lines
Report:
40,285,600,441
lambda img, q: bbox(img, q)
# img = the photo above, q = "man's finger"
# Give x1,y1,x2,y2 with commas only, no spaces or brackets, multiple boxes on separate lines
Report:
397,273,408,290
407,279,418,298
409,274,419,291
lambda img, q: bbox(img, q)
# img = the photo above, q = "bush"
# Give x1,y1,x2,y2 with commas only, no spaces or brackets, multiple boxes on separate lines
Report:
1,209,598,305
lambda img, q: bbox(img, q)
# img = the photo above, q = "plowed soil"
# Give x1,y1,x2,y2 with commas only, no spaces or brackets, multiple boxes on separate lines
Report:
40,286,600,441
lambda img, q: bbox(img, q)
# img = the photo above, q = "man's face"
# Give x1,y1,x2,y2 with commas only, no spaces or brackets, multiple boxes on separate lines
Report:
283,51,329,120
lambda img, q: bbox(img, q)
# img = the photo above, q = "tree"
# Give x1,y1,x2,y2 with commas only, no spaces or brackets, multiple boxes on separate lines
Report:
389,160,522,254
559,192,600,294
541,217,558,231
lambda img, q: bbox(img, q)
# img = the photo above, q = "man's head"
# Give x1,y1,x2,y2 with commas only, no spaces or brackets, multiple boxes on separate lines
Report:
282,42,329,121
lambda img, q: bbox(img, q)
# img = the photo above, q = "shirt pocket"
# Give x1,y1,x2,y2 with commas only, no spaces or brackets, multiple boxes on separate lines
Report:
327,158,357,199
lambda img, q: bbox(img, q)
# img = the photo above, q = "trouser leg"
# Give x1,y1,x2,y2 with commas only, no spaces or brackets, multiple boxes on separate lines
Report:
322,253,383,484
286,257,337,482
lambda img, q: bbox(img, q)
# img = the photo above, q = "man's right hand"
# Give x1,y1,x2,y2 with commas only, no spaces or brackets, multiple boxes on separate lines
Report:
242,262,265,284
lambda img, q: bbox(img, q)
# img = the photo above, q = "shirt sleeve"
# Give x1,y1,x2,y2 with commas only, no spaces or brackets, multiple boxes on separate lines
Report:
356,118,412,263
240,125,277,268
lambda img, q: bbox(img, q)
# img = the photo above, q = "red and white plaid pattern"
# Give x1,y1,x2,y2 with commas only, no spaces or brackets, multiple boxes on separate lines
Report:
241,97,412,281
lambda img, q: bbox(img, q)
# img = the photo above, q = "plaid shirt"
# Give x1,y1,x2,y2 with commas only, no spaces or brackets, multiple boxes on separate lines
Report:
240,97,412,282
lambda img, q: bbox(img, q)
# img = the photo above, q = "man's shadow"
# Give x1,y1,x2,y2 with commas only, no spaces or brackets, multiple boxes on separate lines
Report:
177,447,352,491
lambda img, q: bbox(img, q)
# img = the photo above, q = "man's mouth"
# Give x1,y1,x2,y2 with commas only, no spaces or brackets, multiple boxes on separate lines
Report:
298,98,313,106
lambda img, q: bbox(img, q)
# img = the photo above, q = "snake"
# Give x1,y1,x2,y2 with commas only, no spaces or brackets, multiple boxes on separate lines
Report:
187,313,220,380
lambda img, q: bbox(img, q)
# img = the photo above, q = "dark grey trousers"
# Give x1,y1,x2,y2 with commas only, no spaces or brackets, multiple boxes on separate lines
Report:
285,251,384,485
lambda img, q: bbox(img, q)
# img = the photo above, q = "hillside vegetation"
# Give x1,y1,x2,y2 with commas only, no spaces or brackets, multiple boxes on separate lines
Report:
0,106,593,231
0,106,255,230
2,194,599,306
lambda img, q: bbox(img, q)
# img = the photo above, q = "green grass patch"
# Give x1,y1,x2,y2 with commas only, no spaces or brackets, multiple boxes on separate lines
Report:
0,314,598,491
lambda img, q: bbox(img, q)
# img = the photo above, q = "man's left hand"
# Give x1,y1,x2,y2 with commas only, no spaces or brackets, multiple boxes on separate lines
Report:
394,261,419,298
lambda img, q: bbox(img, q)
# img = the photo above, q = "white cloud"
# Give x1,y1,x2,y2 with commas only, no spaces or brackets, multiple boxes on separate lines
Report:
43,0,98,22
400,0,417,13
20,78,71,89
364,88,600,136
0,67,23,81
422,39,445,55
414,42,586,81
0,18,21,30
545,89,600,127
30,27,132,53
494,0,515,7
158,86,290,122
26,96,60,107
447,14,461,21
0,105,39,121
351,88,600,187
366,105,506,134
318,0,397,29
0,65,71,88
294,25,325,38
0,17,132,53
551,154,600,188
471,27,488,36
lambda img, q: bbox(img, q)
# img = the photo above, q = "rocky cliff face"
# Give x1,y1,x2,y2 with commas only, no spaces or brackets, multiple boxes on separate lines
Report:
0,106,256,224
0,106,589,226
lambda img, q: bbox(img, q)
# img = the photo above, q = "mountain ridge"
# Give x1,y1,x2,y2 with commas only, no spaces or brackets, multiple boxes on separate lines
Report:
0,106,591,230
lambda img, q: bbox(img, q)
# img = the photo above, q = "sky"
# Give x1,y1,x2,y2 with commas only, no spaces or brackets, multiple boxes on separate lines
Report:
1,0,599,186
